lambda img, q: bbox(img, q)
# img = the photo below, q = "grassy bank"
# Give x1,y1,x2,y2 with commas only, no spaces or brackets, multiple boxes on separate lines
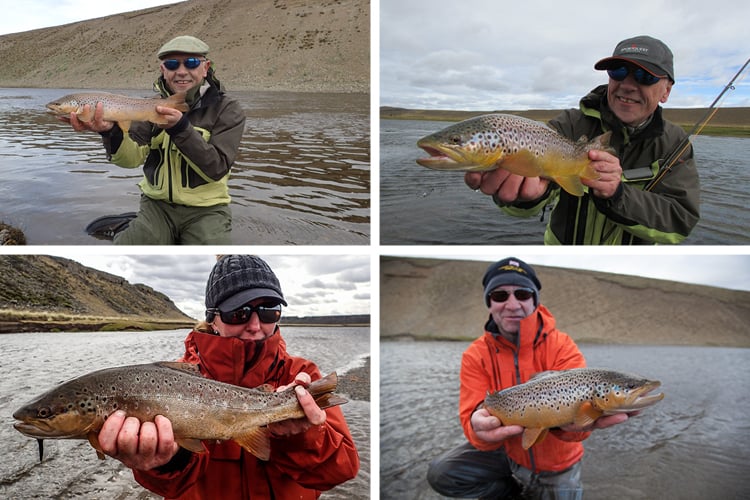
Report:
381,107,750,137
0,309,194,333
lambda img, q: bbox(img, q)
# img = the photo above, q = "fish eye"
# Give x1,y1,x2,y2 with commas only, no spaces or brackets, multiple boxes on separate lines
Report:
38,407,51,418
450,135,462,145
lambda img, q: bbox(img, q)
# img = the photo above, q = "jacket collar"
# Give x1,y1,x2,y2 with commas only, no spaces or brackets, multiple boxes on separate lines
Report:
184,328,287,387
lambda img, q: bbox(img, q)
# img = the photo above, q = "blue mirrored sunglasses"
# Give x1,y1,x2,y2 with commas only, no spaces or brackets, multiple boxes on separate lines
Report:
162,57,205,71
607,66,661,86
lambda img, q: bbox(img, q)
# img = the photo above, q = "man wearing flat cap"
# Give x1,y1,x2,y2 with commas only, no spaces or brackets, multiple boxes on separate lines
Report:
428,257,631,498
68,35,246,245
467,35,700,245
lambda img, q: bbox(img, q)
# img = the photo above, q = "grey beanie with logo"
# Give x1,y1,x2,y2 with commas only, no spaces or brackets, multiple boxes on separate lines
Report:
205,255,287,312
482,257,542,306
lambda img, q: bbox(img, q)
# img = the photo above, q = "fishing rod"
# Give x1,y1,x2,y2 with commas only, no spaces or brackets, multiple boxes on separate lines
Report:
645,57,750,191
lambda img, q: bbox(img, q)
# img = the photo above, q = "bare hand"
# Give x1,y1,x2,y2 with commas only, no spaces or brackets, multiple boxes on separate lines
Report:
60,102,114,133
582,150,623,199
268,372,327,437
98,411,180,470
155,105,183,129
471,408,524,443
465,170,549,205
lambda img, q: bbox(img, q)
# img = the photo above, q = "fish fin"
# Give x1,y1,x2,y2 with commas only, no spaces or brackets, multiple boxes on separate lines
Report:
553,175,586,196
157,361,204,377
574,401,603,428
314,393,348,410
528,370,559,381
497,150,545,178
234,426,271,461
256,384,275,393
176,438,206,454
522,427,549,449
119,120,131,134
87,432,106,460
77,107,94,123
590,131,616,155
166,91,190,113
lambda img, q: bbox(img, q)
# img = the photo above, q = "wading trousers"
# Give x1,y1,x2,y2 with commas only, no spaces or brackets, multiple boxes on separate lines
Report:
427,442,583,499
114,195,232,245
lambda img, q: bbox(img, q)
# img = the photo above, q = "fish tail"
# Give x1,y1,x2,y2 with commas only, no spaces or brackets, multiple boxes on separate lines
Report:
314,392,348,410
308,372,338,396
590,131,616,155
166,91,189,113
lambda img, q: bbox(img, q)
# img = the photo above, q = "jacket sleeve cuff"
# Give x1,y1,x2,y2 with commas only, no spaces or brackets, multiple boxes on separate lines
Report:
166,113,191,136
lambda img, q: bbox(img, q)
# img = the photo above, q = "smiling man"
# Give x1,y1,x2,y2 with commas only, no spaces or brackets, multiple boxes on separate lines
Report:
466,35,700,245
67,35,246,245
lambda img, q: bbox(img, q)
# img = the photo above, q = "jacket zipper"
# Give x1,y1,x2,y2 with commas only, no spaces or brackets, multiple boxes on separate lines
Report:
166,135,174,203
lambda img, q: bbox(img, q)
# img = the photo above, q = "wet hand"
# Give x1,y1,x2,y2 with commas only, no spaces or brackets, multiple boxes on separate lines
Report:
268,372,327,437
155,105,183,129
583,150,622,199
62,102,114,133
471,408,524,443
99,411,179,470
465,171,549,204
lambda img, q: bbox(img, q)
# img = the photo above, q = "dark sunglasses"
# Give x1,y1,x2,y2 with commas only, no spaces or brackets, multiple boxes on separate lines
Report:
210,303,282,325
607,65,661,86
162,57,205,71
489,288,535,303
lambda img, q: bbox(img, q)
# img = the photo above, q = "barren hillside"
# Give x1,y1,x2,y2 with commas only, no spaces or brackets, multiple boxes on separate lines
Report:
381,256,750,347
0,0,369,92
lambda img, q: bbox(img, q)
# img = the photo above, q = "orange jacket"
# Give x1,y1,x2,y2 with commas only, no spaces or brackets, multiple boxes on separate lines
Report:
132,329,359,499
459,304,590,473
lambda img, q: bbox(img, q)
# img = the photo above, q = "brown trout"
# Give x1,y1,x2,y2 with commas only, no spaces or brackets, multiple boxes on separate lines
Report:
46,91,189,133
416,114,615,196
483,368,664,449
13,362,346,461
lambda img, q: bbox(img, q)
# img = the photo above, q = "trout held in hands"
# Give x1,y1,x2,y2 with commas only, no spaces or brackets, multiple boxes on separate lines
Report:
46,91,189,133
13,362,346,461
483,368,664,449
416,113,615,196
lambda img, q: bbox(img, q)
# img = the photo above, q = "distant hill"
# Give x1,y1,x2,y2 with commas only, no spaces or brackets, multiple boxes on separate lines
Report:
381,256,750,347
381,106,750,137
0,255,195,333
0,0,369,93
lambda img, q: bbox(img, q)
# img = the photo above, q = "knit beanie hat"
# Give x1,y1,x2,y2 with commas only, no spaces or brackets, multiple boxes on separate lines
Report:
205,255,287,312
482,257,541,306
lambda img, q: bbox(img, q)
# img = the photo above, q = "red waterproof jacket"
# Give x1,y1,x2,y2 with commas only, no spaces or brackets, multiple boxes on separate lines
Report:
132,329,359,499
459,305,590,473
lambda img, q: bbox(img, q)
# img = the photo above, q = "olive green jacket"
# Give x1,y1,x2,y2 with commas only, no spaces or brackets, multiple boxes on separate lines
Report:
502,85,700,244
102,83,245,207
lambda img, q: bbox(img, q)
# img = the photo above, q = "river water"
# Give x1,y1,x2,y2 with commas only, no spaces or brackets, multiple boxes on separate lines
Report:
0,326,370,499
380,341,750,499
0,88,369,245
381,119,750,245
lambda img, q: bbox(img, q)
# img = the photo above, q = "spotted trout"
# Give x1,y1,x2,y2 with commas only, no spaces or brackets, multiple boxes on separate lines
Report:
46,91,189,133
416,113,615,196
483,368,664,449
13,362,346,461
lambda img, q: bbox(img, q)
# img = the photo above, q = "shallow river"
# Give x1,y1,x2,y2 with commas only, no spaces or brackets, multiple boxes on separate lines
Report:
380,341,750,499
0,327,370,499
0,89,369,245
381,119,750,245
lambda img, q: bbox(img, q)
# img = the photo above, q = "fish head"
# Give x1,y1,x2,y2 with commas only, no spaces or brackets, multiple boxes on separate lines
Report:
416,116,506,171
13,383,100,439
593,371,665,414
45,95,82,116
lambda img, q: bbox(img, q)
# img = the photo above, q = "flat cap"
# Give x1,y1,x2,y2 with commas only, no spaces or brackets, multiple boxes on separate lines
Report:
157,35,210,59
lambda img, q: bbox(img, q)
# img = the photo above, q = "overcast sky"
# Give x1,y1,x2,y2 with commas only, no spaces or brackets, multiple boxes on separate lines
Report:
0,0,183,35
385,252,750,292
380,0,750,110
47,253,371,321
